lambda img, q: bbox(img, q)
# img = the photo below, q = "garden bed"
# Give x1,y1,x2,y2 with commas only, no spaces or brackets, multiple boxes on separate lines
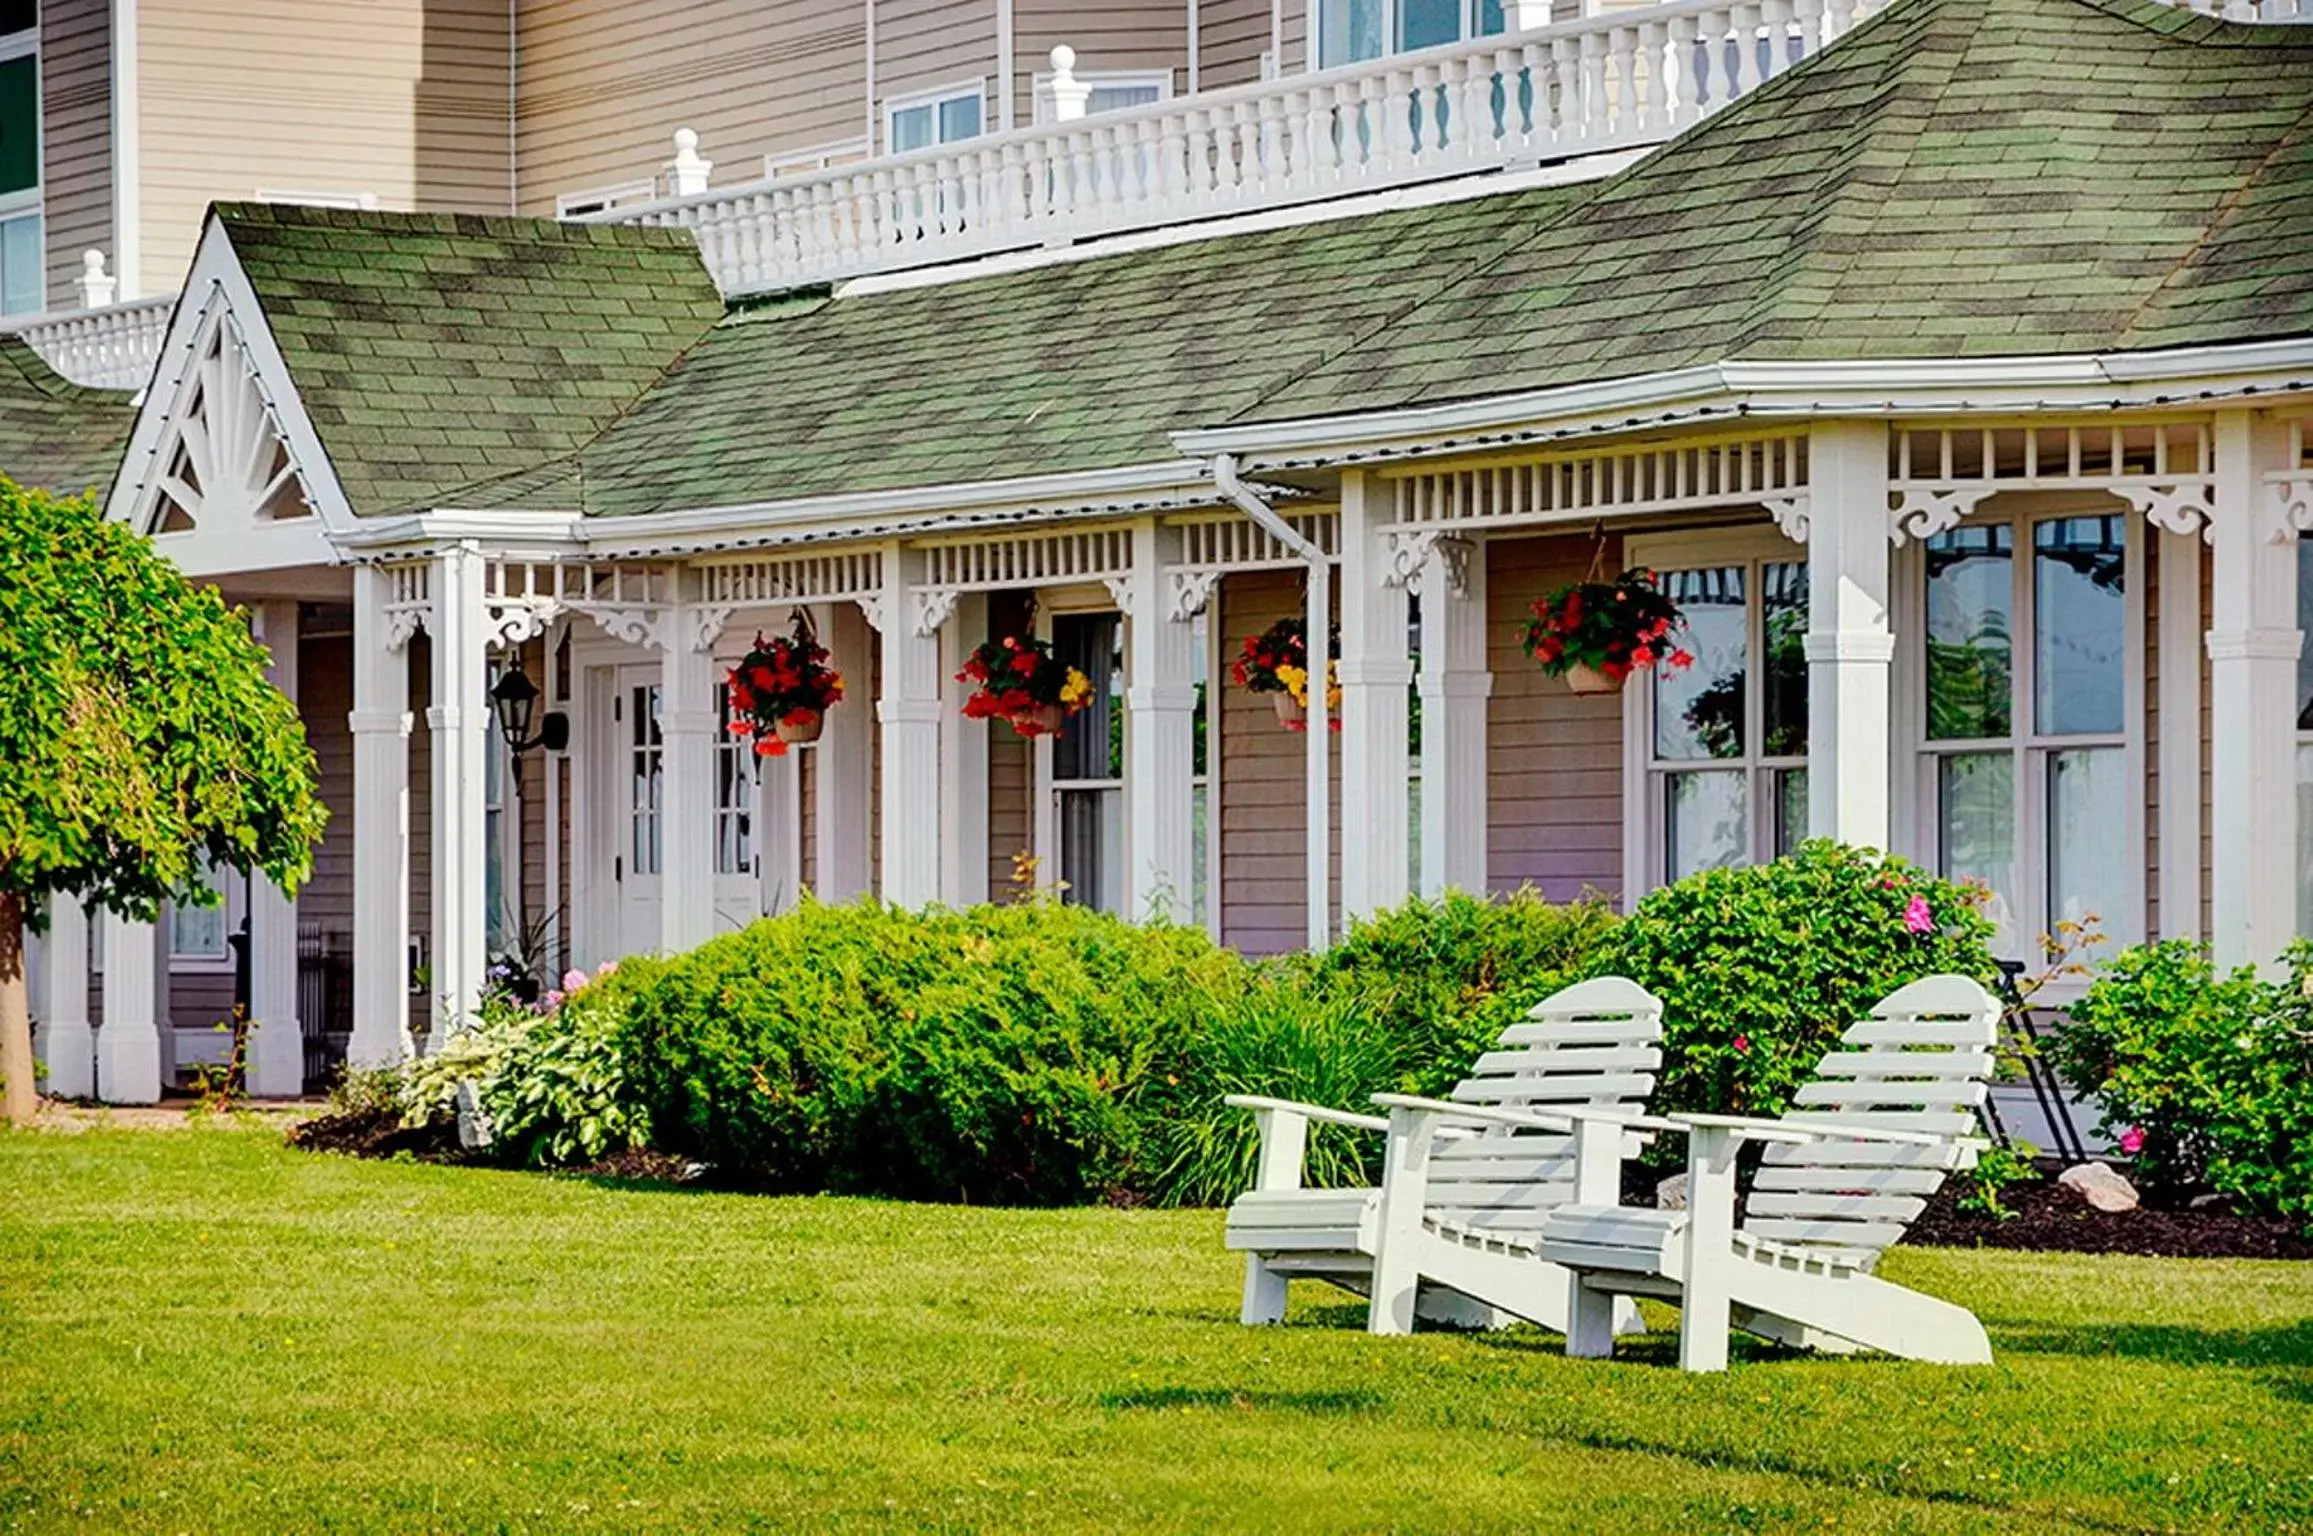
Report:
1907,1172,2313,1261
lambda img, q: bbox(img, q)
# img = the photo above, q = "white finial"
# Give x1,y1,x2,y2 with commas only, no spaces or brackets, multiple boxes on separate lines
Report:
666,127,713,197
1048,44,1091,122
78,249,116,310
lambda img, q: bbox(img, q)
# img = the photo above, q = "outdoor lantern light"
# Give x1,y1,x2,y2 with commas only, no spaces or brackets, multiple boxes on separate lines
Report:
489,661,570,755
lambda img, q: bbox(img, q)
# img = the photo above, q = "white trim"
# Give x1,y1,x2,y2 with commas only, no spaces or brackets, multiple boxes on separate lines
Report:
111,0,138,300
763,139,870,179
254,189,380,211
997,0,1015,132
1028,67,1174,125
553,181,657,219
882,77,988,155
166,858,242,968
0,28,35,63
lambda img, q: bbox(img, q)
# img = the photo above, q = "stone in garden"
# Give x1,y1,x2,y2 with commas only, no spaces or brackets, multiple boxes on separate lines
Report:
1655,1173,1687,1210
2056,1161,2139,1213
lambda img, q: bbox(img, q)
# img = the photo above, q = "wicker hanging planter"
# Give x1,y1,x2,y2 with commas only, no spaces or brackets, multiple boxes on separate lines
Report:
1013,702,1068,737
1270,693,1306,728
1562,663,1623,697
774,711,825,746
727,613,844,759
957,630,1091,739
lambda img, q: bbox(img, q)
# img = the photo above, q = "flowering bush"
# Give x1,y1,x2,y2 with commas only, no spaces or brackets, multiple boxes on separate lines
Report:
957,634,1093,737
727,615,844,756
2053,939,2313,1224
1231,616,1340,731
1523,568,1696,686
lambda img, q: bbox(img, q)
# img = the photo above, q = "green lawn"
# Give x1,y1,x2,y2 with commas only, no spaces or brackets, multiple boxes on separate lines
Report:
1,1128,2308,1534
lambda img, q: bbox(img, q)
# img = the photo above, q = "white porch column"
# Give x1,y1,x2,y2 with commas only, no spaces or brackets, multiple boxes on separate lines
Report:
1305,557,1333,950
1804,421,1895,848
1340,471,1412,920
429,546,489,1040
349,565,413,1067
815,602,875,902
939,591,991,908
659,577,721,954
2207,411,2300,973
247,601,304,1096
95,913,161,1104
879,546,945,907
1124,521,1198,922
2157,530,2205,942
36,897,93,1099
1419,536,1490,896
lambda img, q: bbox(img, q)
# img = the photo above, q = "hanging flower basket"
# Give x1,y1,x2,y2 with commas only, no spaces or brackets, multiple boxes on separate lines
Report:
1523,567,1696,696
727,614,844,757
957,634,1092,738
1233,616,1341,733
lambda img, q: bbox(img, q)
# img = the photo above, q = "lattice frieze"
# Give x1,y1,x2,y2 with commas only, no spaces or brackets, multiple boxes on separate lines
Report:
1163,511,1338,619
697,549,884,609
1889,423,2216,542
1388,433,1809,532
382,563,431,652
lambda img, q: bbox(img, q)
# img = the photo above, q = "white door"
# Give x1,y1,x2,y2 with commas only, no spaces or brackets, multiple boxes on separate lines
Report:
615,666,664,957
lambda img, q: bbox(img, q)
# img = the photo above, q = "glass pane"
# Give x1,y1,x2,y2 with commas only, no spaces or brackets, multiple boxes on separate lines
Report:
1775,768,1808,857
1059,786,1123,914
0,58,34,196
1318,0,1385,66
1939,752,2016,951
2034,514,2126,736
1087,84,1163,115
1053,613,1122,783
1477,0,1507,34
171,860,228,958
889,104,933,153
2300,745,2313,939
1192,780,1209,927
0,213,38,317
1665,771,1747,882
1654,567,1745,761
2298,538,2313,730
2049,748,2127,936
1761,560,1808,758
485,806,507,952
1925,525,2014,741
937,92,983,144
1399,0,1463,50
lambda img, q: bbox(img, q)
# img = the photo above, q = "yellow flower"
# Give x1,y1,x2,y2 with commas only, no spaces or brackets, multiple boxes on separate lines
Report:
1275,663,1309,705
1059,667,1092,706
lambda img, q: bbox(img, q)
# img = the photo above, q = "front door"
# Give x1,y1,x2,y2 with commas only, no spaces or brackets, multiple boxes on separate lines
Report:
615,666,664,957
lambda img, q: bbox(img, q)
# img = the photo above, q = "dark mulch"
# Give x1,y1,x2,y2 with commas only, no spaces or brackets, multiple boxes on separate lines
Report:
285,1108,470,1163
1907,1173,2313,1261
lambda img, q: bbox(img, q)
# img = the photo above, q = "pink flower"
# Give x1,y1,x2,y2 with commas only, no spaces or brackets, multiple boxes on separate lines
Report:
561,968,588,994
596,959,619,979
2119,1126,2146,1156
1733,1035,1750,1053
1902,895,1934,934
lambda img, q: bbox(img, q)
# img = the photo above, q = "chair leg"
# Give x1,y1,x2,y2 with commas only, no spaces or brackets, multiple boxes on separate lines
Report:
1241,1254,1288,1325
1565,1274,1618,1358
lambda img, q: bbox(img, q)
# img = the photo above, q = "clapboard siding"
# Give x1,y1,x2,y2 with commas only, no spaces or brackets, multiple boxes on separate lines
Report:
987,706,1034,899
1486,533,1625,904
299,631,357,942
1013,0,1186,127
513,0,864,215
874,0,996,149
1195,0,1275,88
39,0,111,309
1217,567,1339,955
416,0,516,214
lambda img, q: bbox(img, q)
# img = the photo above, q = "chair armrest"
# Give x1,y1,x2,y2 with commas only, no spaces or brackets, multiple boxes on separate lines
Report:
1672,1111,1965,1150
1369,1092,1580,1135
1223,1094,1390,1134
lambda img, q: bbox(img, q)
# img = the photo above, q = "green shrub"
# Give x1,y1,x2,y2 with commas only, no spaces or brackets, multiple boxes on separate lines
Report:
2053,939,2313,1223
616,898,1250,1204
1581,841,1999,1125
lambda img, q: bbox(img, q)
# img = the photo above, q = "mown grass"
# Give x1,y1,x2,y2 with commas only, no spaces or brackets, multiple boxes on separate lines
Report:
1,1126,2309,1534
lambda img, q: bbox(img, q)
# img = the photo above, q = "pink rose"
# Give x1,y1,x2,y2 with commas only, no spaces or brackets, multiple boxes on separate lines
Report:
1733,1035,1750,1053
1903,895,1934,934
561,968,588,994
2119,1126,2146,1156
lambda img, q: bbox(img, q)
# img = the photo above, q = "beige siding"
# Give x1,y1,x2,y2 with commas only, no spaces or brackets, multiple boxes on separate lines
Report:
799,747,819,896
1195,0,1275,89
513,0,865,215
987,723,1033,899
408,638,434,1040
137,0,512,297
1012,0,1186,128
874,0,995,149
1217,568,1339,956
39,0,111,310
299,628,357,946
1486,533,1624,904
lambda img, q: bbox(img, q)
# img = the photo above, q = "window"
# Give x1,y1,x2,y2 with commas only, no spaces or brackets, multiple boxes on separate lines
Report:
1053,612,1124,914
484,699,510,953
1637,553,1809,885
1,17,42,317
1031,69,1173,124
764,140,870,179
2296,537,2313,937
628,682,664,878
554,181,657,220
169,857,233,963
715,681,753,877
886,82,985,154
1316,0,1506,68
1918,509,2134,955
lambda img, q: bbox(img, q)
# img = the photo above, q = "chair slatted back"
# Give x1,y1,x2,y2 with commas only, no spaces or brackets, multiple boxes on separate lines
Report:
1746,974,2001,1263
1429,976,1664,1231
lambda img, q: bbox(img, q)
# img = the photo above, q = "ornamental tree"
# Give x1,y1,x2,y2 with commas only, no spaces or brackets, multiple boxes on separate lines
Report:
0,478,325,1123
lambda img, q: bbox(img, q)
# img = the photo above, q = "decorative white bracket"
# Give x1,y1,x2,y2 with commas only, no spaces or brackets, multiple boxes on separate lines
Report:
854,593,886,632
1166,568,1222,622
569,600,731,653
1101,574,1137,617
2267,475,2313,546
1887,487,1995,545
911,587,960,638
1383,529,1472,596
1763,493,1810,544
486,597,565,650
2118,482,2215,543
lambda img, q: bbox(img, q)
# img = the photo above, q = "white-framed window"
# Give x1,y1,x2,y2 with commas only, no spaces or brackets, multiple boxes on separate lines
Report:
1051,609,1125,914
253,189,379,211
1906,502,2140,957
554,181,658,220
168,857,236,965
764,139,871,179
1315,0,1507,69
1,10,44,317
627,681,664,879
1030,68,1174,124
1625,529,1810,889
715,681,754,877
2295,536,2313,937
885,80,986,154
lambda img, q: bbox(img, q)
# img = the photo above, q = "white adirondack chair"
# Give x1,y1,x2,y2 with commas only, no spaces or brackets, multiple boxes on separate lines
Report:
1223,975,1663,1335
1532,973,2002,1371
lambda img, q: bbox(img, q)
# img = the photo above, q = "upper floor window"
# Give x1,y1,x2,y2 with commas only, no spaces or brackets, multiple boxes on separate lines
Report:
887,82,985,154
1915,508,2135,956
1031,69,1173,125
1317,0,1507,69
1,8,41,317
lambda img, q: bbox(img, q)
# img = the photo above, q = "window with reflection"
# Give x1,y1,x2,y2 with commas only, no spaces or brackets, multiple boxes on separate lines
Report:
1646,557,1808,884
1053,612,1125,914
2297,536,2313,937
1920,510,2131,954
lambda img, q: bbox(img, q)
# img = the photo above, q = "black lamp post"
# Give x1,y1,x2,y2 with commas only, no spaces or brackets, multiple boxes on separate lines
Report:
489,661,569,754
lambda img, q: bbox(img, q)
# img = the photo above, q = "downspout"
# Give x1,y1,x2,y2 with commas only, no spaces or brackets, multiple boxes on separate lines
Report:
1213,454,1331,951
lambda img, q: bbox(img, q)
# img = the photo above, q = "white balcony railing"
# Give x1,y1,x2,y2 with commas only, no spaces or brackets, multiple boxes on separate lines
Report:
606,0,1901,296
4,294,175,391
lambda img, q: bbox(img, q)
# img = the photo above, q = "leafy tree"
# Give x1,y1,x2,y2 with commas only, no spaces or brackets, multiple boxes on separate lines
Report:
0,479,324,1123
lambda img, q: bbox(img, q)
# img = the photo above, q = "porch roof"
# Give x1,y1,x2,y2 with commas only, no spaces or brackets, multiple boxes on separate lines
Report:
0,337,133,500
1227,0,2313,430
